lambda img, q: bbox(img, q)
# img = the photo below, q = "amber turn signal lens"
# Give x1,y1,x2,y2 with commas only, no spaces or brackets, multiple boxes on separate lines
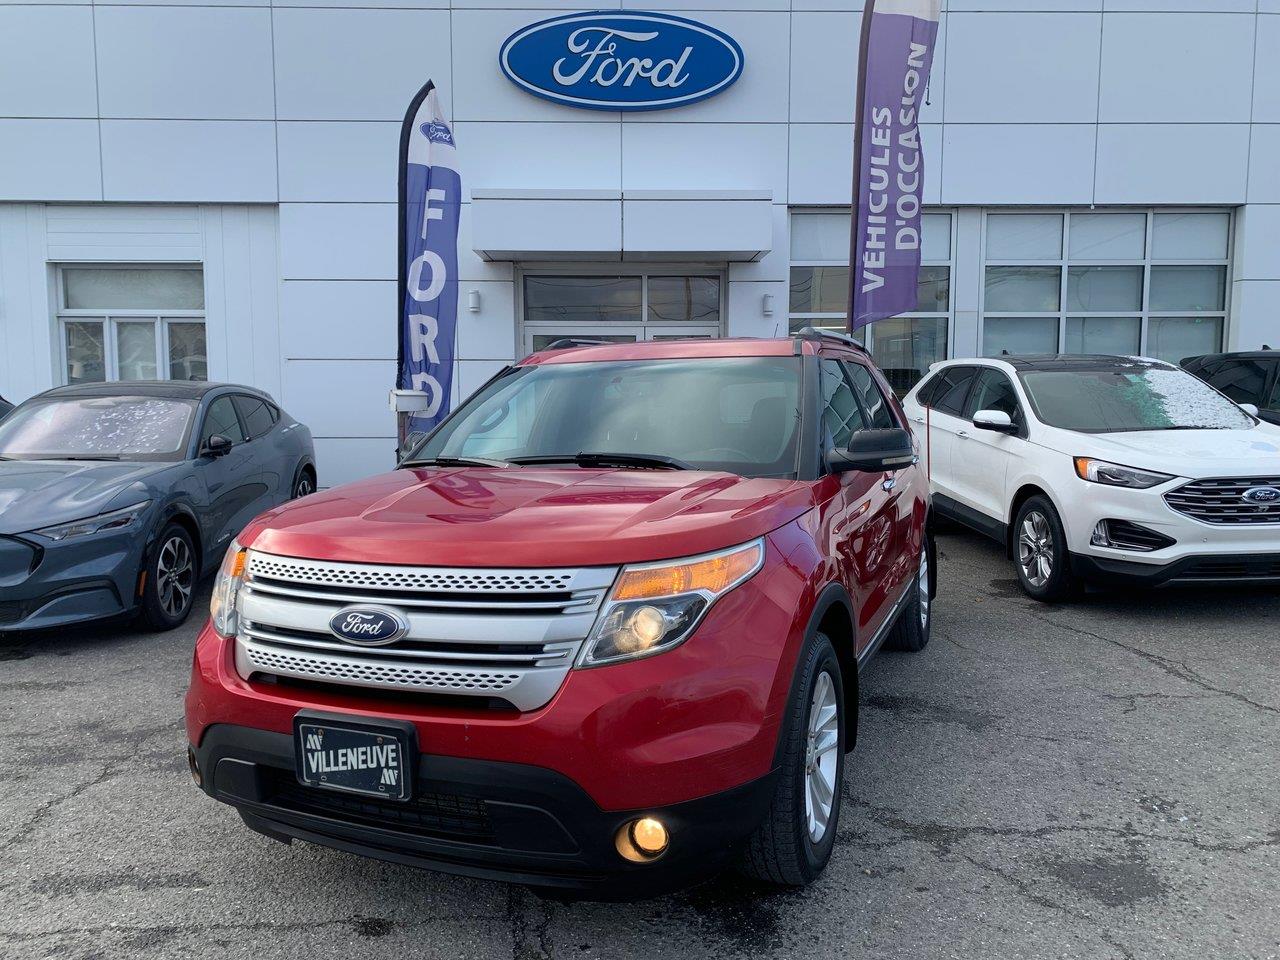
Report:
613,542,763,601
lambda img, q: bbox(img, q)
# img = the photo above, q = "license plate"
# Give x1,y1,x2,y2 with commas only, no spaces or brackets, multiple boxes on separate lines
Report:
294,717,412,801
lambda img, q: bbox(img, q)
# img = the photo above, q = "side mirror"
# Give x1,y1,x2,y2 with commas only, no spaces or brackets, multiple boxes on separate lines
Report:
973,409,1018,434
203,434,232,458
398,431,427,461
1240,402,1261,418
827,428,916,474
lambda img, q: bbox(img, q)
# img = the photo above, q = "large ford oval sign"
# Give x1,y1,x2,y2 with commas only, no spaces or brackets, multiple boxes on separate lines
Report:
329,606,409,647
499,11,744,112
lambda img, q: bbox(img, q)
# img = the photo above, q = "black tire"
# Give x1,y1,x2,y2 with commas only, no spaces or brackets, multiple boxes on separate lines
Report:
888,532,934,652
292,466,316,499
139,523,197,631
740,630,846,886
1012,495,1077,603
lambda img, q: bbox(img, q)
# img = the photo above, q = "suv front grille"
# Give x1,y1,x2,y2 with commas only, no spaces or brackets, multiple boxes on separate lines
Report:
1164,477,1280,525
235,552,617,711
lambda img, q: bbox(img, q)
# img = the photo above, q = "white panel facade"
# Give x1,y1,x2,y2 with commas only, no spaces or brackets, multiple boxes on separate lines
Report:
0,2,1277,488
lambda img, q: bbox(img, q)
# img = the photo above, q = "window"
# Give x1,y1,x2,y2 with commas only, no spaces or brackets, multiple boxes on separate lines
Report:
981,211,1229,364
820,360,867,448
790,210,954,394
201,396,245,445
57,266,207,384
234,396,274,440
928,366,978,417
965,369,1021,421
521,272,723,354
845,363,896,430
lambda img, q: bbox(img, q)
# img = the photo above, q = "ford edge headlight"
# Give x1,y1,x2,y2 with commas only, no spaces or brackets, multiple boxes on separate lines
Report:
29,501,152,542
578,539,764,667
1073,457,1174,489
209,541,248,638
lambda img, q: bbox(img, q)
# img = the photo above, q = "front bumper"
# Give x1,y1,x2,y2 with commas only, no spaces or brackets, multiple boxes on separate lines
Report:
0,530,144,632
191,724,776,895
1071,551,1280,588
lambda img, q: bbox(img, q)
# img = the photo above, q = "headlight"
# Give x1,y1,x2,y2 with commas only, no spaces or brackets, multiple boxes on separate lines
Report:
30,501,152,541
1073,457,1174,489
578,539,764,667
209,541,248,638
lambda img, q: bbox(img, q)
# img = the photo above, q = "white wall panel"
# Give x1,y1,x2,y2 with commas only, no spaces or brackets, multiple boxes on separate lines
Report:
101,121,276,202
456,281,517,361
471,198,622,258
45,205,202,262
726,280,789,339
1234,205,1280,283
0,7,97,118
1099,12,1256,123
788,123,941,205
1248,125,1280,205
0,121,101,201
281,280,398,360
1094,124,1249,204
623,123,787,198
278,122,400,203
456,123,621,191
728,203,789,282
1254,15,1280,123
1231,281,1280,353
942,124,1094,205
274,9,452,121
279,204,396,280
457,203,514,282
946,13,1100,123
95,7,274,120
284,359,397,438
313,438,398,490
455,359,509,404
623,198,772,259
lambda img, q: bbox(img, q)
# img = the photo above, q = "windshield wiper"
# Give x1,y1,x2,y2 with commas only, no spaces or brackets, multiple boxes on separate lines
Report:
30,454,123,461
508,452,692,471
400,455,511,469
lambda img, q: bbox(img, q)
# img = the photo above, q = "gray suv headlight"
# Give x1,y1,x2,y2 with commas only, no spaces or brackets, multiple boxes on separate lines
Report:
29,501,152,541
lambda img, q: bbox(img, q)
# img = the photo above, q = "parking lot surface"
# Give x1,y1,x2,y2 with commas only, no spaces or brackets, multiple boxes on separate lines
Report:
1,530,1277,960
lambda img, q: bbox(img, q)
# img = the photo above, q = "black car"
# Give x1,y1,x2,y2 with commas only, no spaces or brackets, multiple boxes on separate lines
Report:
1182,349,1280,426
0,381,316,634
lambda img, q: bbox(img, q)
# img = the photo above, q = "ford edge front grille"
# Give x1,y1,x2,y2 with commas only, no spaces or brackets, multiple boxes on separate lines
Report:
1164,477,1280,526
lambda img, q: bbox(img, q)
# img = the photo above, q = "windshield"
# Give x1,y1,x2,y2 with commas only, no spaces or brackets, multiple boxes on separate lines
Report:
0,396,196,461
1018,365,1255,434
411,357,802,478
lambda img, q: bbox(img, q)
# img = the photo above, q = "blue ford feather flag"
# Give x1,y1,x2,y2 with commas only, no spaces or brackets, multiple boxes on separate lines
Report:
397,80,461,435
847,0,941,331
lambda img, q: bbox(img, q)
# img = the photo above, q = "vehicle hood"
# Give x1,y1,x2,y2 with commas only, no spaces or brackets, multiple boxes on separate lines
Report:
1048,423,1280,479
0,460,169,536
241,467,819,567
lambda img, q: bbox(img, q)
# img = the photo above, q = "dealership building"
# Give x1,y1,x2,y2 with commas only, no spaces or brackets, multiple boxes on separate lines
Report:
1,2,1277,486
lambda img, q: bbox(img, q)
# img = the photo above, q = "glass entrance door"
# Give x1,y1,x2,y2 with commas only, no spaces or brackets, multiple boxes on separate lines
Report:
521,272,722,355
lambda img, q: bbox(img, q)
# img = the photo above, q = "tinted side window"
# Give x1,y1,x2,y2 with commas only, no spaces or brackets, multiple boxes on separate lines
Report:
235,396,275,439
914,372,943,407
201,396,245,444
1201,359,1270,405
821,360,867,448
966,369,1021,421
931,367,978,417
1266,363,1280,412
845,363,896,429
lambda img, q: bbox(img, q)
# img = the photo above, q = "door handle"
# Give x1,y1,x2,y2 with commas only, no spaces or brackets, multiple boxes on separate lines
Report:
957,430,969,439
912,416,925,424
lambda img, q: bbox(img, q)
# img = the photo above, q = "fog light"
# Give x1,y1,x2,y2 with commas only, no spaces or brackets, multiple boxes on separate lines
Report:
187,747,202,788
615,817,669,862
1091,521,1110,547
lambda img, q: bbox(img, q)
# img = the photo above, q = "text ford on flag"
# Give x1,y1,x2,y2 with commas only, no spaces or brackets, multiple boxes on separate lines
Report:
848,0,941,331
398,81,461,435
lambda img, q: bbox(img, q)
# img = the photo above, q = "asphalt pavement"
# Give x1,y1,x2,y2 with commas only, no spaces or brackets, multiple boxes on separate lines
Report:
1,530,1277,959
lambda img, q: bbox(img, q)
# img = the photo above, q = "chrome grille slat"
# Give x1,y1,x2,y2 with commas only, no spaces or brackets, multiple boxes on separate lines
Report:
1165,477,1280,526
235,551,617,711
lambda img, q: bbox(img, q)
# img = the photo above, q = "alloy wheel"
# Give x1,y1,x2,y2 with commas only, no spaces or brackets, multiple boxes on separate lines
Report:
156,536,194,618
1018,511,1054,588
804,670,840,843
294,474,314,498
918,546,930,630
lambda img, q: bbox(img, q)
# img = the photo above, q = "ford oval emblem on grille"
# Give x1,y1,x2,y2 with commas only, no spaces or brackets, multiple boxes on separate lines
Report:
329,606,409,646
1242,486,1280,505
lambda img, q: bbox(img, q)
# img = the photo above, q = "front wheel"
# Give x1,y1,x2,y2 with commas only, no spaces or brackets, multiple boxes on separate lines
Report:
740,630,845,886
140,523,197,631
1013,495,1077,603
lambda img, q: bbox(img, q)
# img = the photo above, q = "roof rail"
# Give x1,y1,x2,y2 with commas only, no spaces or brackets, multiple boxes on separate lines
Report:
793,326,869,354
539,337,618,351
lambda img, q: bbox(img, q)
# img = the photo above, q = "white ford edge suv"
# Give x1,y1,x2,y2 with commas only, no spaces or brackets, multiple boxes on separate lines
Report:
902,355,1280,601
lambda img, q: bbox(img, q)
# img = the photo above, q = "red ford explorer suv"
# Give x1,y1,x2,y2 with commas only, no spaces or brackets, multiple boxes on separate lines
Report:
185,331,935,894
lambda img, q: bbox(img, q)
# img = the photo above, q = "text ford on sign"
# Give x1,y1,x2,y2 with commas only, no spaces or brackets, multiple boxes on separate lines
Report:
499,11,744,112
